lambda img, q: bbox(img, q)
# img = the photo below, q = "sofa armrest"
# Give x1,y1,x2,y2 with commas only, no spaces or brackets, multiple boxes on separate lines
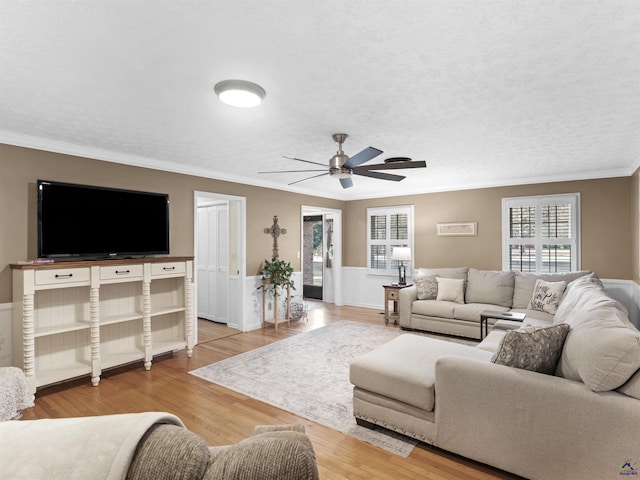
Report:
127,424,210,480
434,355,640,480
399,285,417,328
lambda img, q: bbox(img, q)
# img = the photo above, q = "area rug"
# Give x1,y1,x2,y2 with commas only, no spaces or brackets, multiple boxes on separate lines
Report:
189,320,475,457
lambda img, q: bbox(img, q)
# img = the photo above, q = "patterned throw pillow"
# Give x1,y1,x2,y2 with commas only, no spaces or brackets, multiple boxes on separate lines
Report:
528,279,567,314
414,275,438,300
491,323,570,375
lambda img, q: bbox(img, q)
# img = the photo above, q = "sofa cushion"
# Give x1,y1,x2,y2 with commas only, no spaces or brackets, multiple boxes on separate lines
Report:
491,323,570,375
412,299,456,319
417,267,467,280
616,368,640,400
436,277,465,303
349,334,492,412
453,303,508,322
512,270,591,309
465,268,515,308
554,276,640,391
414,274,438,300
528,279,566,314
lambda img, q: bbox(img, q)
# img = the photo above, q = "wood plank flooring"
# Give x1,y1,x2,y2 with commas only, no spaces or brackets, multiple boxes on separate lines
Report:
22,301,521,480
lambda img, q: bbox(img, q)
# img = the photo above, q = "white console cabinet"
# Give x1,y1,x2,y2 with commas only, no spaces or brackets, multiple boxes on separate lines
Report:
11,257,194,393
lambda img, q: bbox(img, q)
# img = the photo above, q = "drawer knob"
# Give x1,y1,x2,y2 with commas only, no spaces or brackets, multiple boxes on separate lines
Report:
163,266,175,271
115,270,130,275
54,274,73,279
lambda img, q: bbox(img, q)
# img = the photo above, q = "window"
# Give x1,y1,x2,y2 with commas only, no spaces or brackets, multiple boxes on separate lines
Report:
367,205,413,276
502,193,580,273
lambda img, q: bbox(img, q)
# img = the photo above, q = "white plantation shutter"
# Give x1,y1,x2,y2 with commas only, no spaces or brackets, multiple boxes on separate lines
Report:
367,206,413,276
502,194,580,272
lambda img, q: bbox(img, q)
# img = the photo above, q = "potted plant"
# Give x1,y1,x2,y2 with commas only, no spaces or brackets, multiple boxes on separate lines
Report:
260,257,295,296
258,258,295,327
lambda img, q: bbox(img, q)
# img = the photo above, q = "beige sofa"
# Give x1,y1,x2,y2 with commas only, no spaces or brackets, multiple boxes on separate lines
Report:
0,412,319,479
399,267,592,339
351,273,640,480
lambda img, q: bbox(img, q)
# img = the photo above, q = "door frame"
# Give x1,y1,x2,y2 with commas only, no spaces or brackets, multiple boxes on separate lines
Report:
300,205,343,306
194,191,247,340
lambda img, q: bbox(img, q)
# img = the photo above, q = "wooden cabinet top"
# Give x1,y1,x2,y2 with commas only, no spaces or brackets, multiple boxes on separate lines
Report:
11,256,194,270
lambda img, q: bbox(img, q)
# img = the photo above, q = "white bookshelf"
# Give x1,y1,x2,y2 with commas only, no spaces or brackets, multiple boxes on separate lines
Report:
12,257,194,393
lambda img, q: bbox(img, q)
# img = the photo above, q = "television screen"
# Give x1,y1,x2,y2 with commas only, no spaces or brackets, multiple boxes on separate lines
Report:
37,180,170,259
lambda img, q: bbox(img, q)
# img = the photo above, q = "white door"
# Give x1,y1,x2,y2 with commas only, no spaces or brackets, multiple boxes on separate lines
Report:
197,204,229,324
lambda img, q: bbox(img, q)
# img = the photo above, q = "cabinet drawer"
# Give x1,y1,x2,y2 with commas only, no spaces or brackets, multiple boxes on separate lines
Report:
35,267,90,286
100,264,143,281
387,290,399,300
151,262,186,277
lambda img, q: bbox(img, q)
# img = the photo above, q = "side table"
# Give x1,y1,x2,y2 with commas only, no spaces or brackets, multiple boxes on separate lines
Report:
479,310,526,339
383,284,412,325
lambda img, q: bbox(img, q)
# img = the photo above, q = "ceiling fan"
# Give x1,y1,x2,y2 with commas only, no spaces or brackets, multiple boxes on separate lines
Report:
259,133,427,189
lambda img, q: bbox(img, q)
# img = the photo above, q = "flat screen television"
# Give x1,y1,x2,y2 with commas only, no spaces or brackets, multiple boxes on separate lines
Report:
37,180,170,259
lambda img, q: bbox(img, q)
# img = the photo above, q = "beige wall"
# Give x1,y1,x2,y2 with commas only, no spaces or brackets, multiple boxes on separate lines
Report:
632,169,639,283
345,177,632,280
0,143,635,304
0,144,343,304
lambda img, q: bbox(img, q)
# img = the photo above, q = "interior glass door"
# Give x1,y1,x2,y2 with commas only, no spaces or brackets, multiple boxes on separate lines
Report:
303,215,323,299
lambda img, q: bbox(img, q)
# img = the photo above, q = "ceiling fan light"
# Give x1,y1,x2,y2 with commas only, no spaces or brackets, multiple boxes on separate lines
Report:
214,79,266,108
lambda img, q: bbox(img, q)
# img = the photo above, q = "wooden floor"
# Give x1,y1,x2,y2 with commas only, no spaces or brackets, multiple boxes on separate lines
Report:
22,301,520,480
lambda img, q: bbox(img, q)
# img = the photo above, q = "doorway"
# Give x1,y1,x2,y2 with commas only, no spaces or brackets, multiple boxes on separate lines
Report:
194,191,246,340
303,215,323,299
300,206,342,305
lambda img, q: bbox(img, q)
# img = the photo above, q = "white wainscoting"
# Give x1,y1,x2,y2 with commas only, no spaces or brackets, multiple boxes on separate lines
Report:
342,267,398,309
602,279,640,328
4,273,639,364
242,272,302,332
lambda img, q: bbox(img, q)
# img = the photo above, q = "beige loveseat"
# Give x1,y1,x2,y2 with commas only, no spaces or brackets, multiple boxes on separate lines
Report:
351,273,640,480
0,412,319,479
399,267,592,339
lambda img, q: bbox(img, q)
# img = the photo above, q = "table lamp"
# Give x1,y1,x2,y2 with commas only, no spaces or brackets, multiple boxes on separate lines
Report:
391,247,411,285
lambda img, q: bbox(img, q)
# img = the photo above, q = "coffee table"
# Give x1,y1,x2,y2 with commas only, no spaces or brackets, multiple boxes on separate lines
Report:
480,310,526,339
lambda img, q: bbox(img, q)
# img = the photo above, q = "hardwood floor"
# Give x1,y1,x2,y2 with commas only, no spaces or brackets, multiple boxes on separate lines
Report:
22,301,520,480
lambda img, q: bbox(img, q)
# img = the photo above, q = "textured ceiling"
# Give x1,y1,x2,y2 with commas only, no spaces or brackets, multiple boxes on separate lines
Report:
1,1,639,200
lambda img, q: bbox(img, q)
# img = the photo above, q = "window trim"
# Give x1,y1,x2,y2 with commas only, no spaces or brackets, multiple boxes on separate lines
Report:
502,193,580,272
366,205,414,277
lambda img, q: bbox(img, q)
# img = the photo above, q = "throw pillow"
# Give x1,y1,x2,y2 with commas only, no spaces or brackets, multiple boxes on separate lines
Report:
528,279,567,314
435,277,465,303
414,274,438,300
491,323,570,375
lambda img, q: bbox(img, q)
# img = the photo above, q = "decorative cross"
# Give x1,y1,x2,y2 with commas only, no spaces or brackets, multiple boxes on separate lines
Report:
264,215,287,259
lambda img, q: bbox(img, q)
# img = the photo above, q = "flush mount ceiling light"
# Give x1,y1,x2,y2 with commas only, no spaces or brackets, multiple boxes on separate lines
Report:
213,79,266,108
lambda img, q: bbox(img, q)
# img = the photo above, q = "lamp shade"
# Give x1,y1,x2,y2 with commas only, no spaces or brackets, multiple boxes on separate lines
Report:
391,247,411,261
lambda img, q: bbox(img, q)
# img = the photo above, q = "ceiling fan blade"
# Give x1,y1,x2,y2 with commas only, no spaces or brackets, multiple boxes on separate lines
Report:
340,177,353,189
355,160,427,172
354,170,406,182
288,172,329,186
259,169,327,174
343,147,383,169
283,155,327,167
